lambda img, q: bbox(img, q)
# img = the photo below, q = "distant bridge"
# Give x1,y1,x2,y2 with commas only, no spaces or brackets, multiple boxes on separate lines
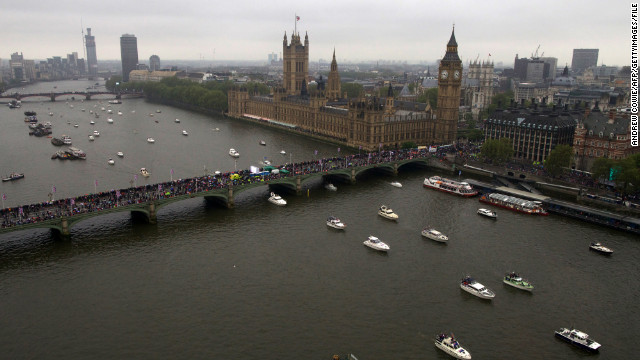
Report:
0,156,453,238
0,91,144,102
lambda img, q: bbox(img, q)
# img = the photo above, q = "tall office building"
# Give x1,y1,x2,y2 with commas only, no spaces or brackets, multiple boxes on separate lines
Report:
571,49,598,75
149,55,160,71
120,34,139,82
85,28,98,79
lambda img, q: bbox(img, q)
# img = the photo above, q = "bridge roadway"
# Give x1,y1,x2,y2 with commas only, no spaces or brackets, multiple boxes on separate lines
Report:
0,151,452,237
0,91,143,102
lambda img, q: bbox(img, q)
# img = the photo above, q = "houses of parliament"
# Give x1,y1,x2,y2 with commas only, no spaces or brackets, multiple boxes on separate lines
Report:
227,27,462,151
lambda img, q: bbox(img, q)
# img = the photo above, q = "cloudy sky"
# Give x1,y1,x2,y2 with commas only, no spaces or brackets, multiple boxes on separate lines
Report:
4,0,630,67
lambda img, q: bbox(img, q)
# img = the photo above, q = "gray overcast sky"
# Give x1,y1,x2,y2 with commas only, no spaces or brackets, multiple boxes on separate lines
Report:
4,0,630,67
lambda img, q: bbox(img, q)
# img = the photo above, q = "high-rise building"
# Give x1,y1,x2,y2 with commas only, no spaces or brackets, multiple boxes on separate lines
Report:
539,57,557,80
85,28,98,79
149,55,160,71
436,27,463,144
571,49,598,75
120,34,139,82
282,30,308,95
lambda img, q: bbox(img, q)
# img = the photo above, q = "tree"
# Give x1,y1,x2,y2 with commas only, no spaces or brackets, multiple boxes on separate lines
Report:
591,157,614,182
341,82,364,98
615,155,640,195
480,138,513,164
401,141,417,149
544,144,574,177
486,90,513,115
417,88,437,109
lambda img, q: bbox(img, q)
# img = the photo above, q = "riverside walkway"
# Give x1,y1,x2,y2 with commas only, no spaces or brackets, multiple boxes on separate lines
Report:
0,148,451,237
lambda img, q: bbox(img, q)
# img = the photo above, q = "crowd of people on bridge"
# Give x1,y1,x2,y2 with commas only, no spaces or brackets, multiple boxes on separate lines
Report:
0,147,442,230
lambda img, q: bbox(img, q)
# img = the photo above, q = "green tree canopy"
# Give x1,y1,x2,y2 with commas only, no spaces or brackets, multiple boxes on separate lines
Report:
341,82,364,98
544,144,574,177
417,88,438,109
480,138,513,164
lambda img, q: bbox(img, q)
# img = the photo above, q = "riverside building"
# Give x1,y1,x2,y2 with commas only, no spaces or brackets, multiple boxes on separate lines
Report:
228,27,462,150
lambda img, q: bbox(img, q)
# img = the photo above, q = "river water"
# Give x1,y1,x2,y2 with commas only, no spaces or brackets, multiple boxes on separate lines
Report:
0,80,638,359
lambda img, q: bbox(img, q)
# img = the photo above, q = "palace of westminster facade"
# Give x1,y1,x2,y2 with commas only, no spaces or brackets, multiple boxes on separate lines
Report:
227,28,463,151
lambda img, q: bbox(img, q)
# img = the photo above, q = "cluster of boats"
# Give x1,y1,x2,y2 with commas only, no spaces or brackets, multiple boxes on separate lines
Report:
51,147,86,160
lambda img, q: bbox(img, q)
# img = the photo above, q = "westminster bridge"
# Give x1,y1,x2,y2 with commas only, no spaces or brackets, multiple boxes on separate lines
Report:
0,90,144,102
0,150,456,237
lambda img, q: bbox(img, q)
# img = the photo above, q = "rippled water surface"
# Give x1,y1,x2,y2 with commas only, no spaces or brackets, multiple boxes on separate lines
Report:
0,81,638,359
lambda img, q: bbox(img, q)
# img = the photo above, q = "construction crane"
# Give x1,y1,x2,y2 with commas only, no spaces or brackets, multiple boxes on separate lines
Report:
532,45,541,58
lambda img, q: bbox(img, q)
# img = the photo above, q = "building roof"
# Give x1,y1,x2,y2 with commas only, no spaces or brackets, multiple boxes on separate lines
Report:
582,110,629,135
487,107,578,129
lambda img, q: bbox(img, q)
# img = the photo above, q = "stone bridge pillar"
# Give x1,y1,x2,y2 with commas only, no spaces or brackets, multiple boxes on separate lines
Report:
85,93,91,100
227,185,234,208
147,202,157,224
60,217,70,236
296,176,302,195
50,93,56,102
115,93,121,100
350,168,356,184
393,163,399,176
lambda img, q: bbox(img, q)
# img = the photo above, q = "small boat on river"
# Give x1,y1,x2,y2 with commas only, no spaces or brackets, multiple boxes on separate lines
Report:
589,242,613,255
434,333,471,360
363,235,389,252
378,205,398,221
421,228,448,242
460,275,495,300
326,216,346,230
503,272,534,291
477,208,497,219
554,327,601,352
2,172,25,182
268,192,286,206
140,168,150,177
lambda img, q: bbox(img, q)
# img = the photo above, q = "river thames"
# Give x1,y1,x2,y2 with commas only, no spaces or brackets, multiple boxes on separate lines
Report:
0,80,638,359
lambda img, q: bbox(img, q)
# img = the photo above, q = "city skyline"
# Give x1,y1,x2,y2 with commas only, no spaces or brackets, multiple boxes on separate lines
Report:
3,0,630,68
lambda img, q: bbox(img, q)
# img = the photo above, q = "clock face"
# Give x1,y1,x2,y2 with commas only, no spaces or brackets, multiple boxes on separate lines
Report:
441,70,449,79
454,70,460,79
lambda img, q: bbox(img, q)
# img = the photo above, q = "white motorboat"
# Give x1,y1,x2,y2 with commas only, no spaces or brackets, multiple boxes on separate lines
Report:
589,242,613,255
363,235,390,252
175,118,180,123
81,108,85,112
117,152,124,157
268,192,286,206
93,130,100,137
88,135,95,141
147,137,155,143
378,205,398,221
434,334,471,360
460,276,495,299
74,123,79,127
100,107,106,111
261,159,272,166
503,272,534,291
107,109,113,114
156,109,161,113
326,216,346,230
259,140,266,145
182,130,189,136
555,328,601,352
229,148,240,158
117,111,123,116
61,135,72,145
477,208,497,219
390,181,402,188
107,158,115,165
325,183,337,191
90,120,95,125
140,168,150,177
280,150,286,155
107,118,114,123
421,228,449,242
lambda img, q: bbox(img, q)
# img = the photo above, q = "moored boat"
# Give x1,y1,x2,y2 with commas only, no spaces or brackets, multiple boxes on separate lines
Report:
479,193,548,215
423,176,478,197
589,242,613,255
421,228,448,242
503,272,534,291
117,152,124,157
107,158,115,165
147,137,155,143
229,148,240,157
325,183,337,191
140,168,151,177
363,235,390,252
390,181,402,188
378,205,398,220
326,216,346,230
554,327,601,352
93,130,100,137
259,140,266,145
460,276,495,299
182,130,189,136
2,172,25,182
434,333,471,360
51,137,65,146
477,208,497,219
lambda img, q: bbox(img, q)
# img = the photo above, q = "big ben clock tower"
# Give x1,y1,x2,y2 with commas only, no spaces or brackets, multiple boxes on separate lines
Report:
435,27,463,144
